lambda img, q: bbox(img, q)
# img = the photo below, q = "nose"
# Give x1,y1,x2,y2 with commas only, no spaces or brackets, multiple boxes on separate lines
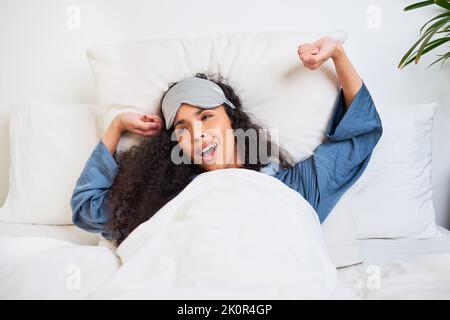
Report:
194,132,205,142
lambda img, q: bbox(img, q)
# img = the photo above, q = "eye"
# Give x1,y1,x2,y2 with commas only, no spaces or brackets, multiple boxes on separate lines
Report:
202,114,213,121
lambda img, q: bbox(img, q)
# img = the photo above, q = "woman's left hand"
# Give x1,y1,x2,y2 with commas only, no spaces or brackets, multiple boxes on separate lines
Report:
297,36,342,70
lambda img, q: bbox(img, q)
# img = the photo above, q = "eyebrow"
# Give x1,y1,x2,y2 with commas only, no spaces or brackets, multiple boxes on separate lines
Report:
173,108,206,128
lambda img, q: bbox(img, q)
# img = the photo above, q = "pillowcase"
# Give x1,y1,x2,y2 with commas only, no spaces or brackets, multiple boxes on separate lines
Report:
345,102,437,239
322,192,362,267
86,29,347,159
0,103,102,225
86,29,363,267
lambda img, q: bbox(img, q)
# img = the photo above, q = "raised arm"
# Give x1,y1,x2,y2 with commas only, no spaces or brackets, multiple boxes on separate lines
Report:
70,112,163,239
102,117,123,156
298,37,363,108
271,38,383,223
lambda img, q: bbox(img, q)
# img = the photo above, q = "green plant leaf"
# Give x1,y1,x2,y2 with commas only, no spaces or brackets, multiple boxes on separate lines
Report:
400,0,450,69
420,15,450,36
420,11,450,35
397,23,446,69
433,0,450,10
426,51,450,68
398,24,443,68
405,0,434,11
403,37,450,66
416,26,443,62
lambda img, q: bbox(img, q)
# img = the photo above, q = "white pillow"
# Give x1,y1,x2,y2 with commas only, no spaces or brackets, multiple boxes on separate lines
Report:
346,102,437,239
322,193,362,267
87,29,347,159
0,103,102,225
86,29,366,267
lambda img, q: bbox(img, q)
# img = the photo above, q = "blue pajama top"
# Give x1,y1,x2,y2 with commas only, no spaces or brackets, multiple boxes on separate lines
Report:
70,81,383,240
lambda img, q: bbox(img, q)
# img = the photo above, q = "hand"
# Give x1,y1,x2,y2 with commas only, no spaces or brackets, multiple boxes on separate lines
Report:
297,36,342,70
114,112,163,137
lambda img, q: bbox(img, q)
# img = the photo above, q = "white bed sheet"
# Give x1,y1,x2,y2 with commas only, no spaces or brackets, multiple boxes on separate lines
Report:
1,220,449,299
334,225,450,299
0,221,100,246
2,222,448,261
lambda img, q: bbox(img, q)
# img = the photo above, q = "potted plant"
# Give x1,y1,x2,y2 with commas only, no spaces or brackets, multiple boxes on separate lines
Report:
398,0,450,69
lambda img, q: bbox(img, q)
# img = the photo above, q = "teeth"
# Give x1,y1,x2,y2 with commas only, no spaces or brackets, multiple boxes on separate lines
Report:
201,144,216,156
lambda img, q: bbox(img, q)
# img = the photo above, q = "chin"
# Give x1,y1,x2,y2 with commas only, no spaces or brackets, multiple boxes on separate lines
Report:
201,163,228,172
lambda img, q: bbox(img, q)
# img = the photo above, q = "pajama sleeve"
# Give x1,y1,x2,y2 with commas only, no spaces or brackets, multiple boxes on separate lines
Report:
70,138,120,240
272,81,383,223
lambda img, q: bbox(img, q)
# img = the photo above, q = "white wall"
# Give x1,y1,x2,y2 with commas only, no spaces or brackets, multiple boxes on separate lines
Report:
1,0,449,227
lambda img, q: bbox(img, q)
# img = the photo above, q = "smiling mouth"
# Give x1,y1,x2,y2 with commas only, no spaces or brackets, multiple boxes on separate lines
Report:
200,143,217,162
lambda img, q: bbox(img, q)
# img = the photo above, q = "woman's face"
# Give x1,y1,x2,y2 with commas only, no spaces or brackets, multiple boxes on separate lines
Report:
172,104,242,171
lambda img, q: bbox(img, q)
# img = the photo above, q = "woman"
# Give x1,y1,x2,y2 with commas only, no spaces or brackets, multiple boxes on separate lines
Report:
71,36,383,246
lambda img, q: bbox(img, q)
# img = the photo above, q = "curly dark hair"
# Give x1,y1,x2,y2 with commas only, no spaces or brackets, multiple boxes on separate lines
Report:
105,72,294,246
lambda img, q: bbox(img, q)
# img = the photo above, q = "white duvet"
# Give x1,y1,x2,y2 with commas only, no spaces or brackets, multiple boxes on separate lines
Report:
0,169,338,299
91,169,337,299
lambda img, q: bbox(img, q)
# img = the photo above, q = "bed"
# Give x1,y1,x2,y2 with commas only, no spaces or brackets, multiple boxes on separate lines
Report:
1,219,450,299
334,226,450,299
1,30,448,300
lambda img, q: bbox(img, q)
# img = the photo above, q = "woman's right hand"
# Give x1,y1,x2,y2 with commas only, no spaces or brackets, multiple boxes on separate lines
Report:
114,112,163,137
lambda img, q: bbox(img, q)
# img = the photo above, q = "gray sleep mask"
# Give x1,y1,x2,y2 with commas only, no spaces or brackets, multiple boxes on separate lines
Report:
161,76,235,130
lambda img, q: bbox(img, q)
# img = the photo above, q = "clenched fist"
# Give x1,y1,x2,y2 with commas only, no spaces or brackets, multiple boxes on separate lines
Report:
114,112,163,137
298,36,343,70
